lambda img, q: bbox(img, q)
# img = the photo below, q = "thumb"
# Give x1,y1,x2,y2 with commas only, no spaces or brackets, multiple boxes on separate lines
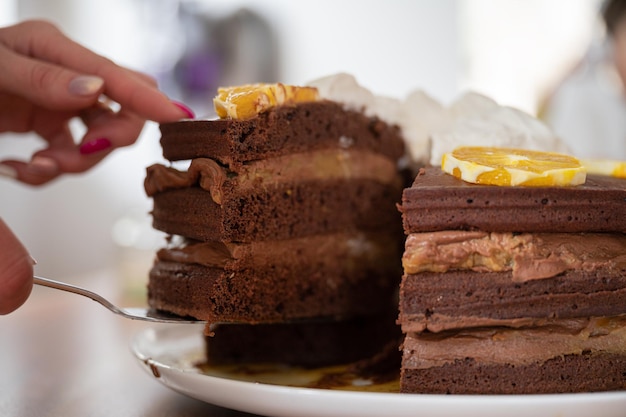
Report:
0,42,104,110
0,218,34,315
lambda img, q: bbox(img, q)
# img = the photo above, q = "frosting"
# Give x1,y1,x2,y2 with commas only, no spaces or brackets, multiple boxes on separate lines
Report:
403,316,626,369
308,73,568,167
156,232,400,269
145,149,401,204
157,237,233,268
403,231,626,281
429,93,570,167
145,158,226,203
400,312,574,334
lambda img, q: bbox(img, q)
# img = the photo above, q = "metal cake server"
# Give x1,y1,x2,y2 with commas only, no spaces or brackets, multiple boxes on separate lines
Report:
34,276,205,324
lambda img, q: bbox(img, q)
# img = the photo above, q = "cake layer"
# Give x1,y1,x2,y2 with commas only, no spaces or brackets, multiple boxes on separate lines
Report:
400,168,626,234
401,353,626,394
158,101,406,165
401,317,626,394
204,314,401,368
402,231,626,281
399,268,626,332
150,179,403,242
148,253,400,323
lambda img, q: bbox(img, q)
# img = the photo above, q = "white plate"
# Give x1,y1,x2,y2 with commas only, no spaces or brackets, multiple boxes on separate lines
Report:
131,325,626,417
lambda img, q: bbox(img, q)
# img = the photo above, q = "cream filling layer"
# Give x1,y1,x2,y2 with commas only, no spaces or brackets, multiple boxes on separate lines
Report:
400,313,582,334
403,316,626,369
403,231,626,281
157,232,400,270
145,148,401,204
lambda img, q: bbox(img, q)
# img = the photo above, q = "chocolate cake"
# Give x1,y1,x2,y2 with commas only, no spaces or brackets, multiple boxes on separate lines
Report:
144,85,406,367
205,314,400,368
146,100,405,324
398,167,626,394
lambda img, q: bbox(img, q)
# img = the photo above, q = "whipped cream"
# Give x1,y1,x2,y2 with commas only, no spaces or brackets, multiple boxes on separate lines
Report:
308,73,569,166
429,92,570,166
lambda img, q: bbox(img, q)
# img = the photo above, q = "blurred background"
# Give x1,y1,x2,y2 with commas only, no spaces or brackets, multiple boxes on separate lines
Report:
0,0,619,297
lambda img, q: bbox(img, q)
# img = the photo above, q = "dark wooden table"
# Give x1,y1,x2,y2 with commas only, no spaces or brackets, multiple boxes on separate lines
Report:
0,270,258,417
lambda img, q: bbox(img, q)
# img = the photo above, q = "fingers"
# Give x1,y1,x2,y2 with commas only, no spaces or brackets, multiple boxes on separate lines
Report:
0,42,104,111
0,20,192,123
2,102,147,186
50,103,146,171
0,125,72,185
0,218,34,314
0,20,196,186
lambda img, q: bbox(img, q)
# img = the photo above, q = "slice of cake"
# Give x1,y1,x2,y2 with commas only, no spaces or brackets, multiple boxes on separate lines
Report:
144,77,407,367
398,165,626,394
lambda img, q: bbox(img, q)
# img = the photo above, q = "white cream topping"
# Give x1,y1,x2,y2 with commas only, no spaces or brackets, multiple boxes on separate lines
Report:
430,93,570,166
308,73,569,167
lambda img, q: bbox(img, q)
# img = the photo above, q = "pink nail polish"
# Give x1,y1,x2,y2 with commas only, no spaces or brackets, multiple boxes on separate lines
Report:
68,75,104,96
172,101,195,119
0,163,17,179
79,138,112,155
28,156,59,175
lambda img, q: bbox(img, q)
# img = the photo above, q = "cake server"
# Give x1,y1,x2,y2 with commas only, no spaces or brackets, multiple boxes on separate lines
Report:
33,276,206,324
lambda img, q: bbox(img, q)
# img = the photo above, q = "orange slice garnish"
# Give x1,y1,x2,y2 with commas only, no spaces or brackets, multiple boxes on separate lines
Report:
213,83,319,120
581,159,626,179
441,146,586,186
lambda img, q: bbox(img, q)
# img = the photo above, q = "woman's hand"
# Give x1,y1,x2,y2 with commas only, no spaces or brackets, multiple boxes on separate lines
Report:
0,20,194,314
0,19,193,185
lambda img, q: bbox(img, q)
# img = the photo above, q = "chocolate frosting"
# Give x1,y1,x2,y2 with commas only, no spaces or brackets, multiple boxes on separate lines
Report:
403,315,626,369
156,232,400,269
144,149,400,205
145,158,226,203
403,231,626,281
157,238,233,267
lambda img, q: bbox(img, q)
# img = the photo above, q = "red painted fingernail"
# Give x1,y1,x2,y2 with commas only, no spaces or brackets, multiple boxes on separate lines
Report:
79,138,112,155
172,101,195,119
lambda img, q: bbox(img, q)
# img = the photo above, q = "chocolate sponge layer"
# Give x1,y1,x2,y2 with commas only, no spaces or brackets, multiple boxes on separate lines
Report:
151,179,403,243
399,268,626,333
400,353,626,394
149,258,400,324
400,168,626,234
159,101,406,165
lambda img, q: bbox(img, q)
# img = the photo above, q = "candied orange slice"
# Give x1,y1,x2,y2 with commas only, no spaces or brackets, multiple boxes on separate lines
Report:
581,159,626,179
213,83,319,120
441,146,586,186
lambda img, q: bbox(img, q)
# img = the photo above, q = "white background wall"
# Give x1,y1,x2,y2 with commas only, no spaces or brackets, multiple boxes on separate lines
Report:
0,0,603,282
